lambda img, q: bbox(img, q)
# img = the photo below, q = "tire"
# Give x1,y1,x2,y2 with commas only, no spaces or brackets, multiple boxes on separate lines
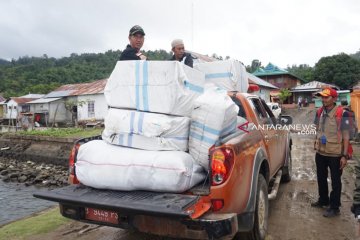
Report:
235,175,268,240
281,146,292,183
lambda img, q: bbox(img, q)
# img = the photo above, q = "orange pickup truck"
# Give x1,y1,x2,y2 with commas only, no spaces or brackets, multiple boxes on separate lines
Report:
34,92,292,240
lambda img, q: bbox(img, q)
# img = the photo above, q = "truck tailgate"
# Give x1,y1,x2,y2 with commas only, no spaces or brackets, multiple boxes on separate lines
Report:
34,185,208,218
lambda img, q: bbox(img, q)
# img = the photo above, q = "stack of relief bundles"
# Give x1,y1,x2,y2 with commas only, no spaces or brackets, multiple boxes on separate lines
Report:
102,61,205,151
194,60,249,92
101,108,190,151
76,61,207,192
189,87,239,170
104,60,204,117
75,140,205,193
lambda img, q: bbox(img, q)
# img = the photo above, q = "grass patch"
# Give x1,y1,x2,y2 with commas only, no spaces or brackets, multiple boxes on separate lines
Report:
13,128,103,138
0,207,69,240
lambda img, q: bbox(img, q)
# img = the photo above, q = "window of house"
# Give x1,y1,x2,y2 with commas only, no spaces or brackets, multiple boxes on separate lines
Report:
22,104,30,113
88,101,95,118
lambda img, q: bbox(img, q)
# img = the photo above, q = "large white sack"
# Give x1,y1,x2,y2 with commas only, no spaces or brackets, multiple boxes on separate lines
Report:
189,87,239,170
102,108,190,151
104,61,205,117
76,140,205,192
194,60,249,92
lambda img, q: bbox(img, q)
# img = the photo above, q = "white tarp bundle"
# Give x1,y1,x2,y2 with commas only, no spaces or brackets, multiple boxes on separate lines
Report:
76,140,205,192
194,60,249,92
104,61,205,117
189,87,239,170
102,108,190,151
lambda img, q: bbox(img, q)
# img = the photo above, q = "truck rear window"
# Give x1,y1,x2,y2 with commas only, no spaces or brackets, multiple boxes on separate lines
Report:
230,96,246,118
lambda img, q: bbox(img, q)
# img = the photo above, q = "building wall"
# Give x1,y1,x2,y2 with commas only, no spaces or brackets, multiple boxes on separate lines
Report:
260,74,300,89
77,94,108,121
3,100,19,119
31,100,69,125
49,101,68,123
292,92,314,104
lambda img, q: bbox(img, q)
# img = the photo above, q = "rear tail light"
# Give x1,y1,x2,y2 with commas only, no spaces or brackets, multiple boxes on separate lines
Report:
211,199,224,211
68,143,80,184
211,147,234,186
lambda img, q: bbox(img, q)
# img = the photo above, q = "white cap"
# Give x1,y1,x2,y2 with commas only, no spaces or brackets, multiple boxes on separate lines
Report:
171,39,184,48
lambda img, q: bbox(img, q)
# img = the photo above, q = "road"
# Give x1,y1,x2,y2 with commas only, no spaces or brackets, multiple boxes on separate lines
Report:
24,133,360,240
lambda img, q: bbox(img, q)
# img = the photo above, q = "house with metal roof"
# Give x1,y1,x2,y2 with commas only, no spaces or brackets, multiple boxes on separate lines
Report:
0,95,42,120
290,81,339,105
27,97,66,126
253,63,305,103
31,79,108,126
0,94,43,130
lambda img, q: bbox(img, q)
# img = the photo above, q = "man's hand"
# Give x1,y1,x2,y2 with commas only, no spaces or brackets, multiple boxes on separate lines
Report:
340,156,347,170
136,52,147,60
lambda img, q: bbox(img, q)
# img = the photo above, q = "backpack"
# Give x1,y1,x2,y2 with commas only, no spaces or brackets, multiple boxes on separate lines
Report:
316,106,353,158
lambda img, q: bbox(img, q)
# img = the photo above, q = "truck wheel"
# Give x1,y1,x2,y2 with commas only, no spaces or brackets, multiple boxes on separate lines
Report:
281,146,292,183
235,174,268,240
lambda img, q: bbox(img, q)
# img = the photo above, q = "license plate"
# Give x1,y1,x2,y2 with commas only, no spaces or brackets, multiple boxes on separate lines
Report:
85,207,119,224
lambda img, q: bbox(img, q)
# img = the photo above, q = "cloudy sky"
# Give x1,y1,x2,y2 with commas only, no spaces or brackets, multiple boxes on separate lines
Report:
0,0,359,68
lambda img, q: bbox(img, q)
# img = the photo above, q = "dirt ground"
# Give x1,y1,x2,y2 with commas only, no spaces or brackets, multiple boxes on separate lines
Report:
17,108,360,240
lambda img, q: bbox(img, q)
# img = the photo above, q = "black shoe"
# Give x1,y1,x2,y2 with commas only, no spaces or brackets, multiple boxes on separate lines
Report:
351,204,360,219
311,201,329,208
323,208,340,218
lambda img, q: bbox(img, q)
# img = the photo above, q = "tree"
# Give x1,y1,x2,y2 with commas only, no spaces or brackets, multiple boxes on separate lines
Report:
247,59,262,73
63,99,87,127
0,58,9,65
314,53,360,89
286,64,314,83
350,49,360,61
278,88,292,105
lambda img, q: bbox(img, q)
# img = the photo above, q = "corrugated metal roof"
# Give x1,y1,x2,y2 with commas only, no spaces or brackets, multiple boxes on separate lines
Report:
20,94,45,98
248,73,278,89
291,81,339,92
0,95,5,102
10,97,38,104
45,79,107,98
44,90,73,98
27,97,62,104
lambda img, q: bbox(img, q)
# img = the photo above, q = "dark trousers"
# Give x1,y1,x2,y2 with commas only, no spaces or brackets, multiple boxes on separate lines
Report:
315,153,342,209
